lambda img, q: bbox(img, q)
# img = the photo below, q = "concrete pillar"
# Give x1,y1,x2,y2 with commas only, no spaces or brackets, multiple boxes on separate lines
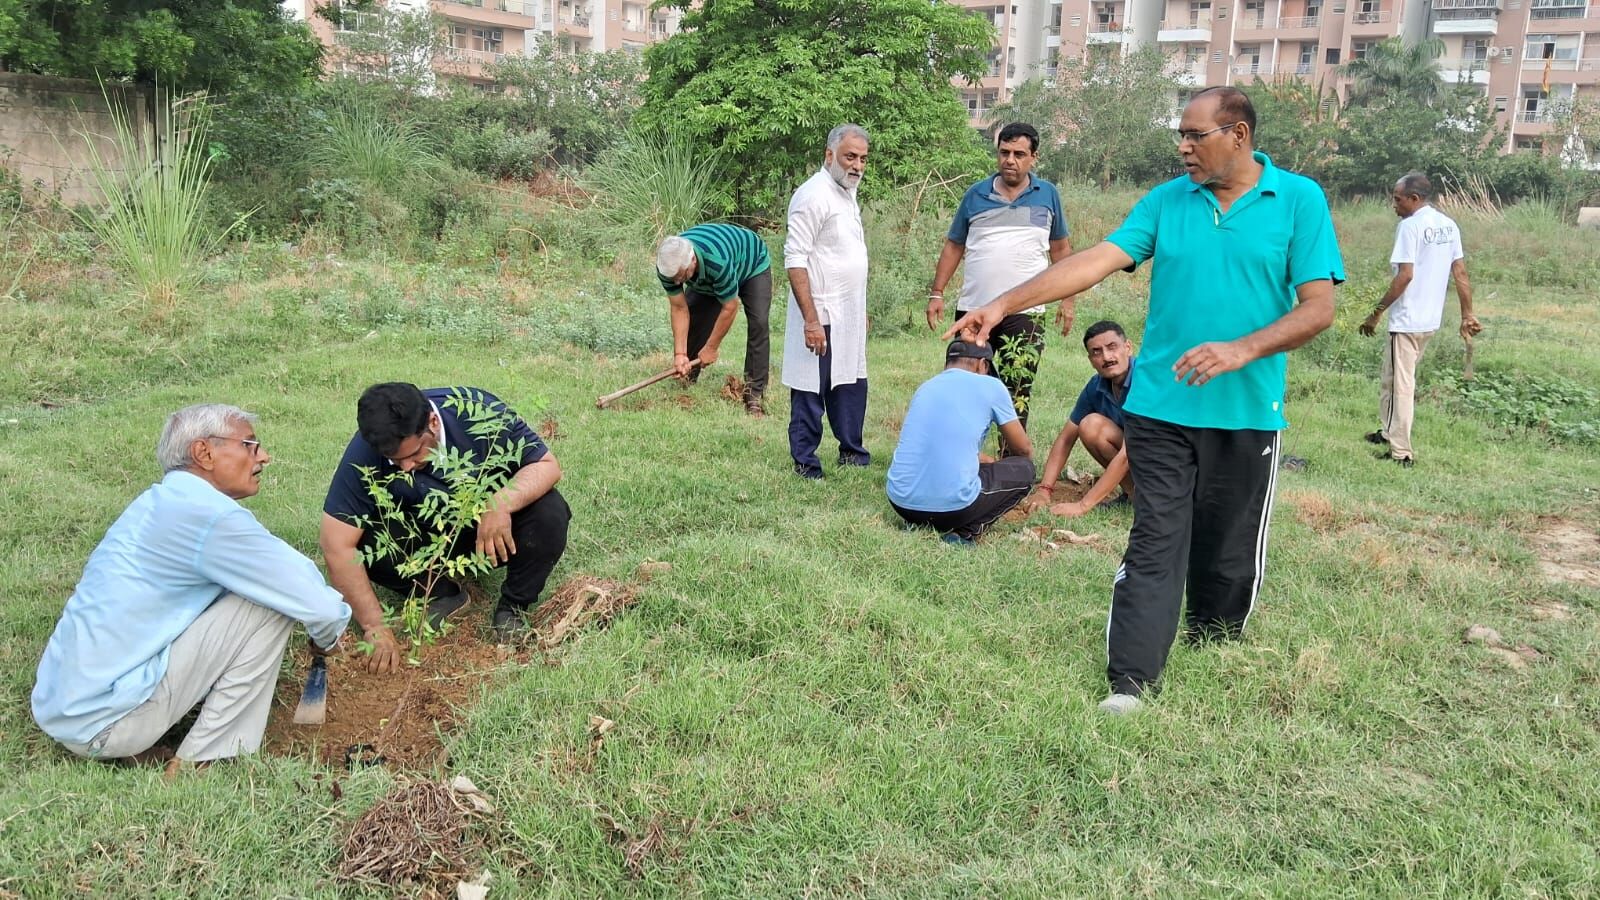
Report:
1127,0,1162,49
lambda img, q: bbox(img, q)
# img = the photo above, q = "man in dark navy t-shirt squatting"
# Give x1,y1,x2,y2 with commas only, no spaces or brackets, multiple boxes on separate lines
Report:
1026,320,1138,517
319,383,571,671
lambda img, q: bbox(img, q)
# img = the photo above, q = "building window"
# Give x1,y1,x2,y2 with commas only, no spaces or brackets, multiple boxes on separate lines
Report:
1244,0,1264,26
1351,40,1371,59
1493,95,1508,112
1529,0,1585,19
1325,47,1341,64
1189,0,1212,24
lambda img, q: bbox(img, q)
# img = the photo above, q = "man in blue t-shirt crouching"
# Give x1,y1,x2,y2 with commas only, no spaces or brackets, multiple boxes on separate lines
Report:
886,340,1035,542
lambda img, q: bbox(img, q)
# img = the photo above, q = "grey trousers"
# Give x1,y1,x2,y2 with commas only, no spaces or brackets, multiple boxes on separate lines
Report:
61,593,295,763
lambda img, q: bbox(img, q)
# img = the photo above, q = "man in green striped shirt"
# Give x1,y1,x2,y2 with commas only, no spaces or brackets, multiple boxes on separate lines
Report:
656,223,773,415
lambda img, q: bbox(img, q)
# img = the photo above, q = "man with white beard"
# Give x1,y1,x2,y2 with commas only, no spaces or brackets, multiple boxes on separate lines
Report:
781,123,871,480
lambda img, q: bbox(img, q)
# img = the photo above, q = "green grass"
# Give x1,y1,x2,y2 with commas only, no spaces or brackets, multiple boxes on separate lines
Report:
0,189,1598,897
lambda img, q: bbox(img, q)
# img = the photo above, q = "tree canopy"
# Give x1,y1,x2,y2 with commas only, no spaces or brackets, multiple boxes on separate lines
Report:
0,0,322,94
990,46,1183,188
1340,37,1447,107
636,0,995,214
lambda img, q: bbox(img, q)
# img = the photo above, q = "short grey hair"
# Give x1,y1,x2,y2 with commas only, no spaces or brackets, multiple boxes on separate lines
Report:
827,123,869,152
156,403,258,473
1396,171,1433,200
656,236,695,279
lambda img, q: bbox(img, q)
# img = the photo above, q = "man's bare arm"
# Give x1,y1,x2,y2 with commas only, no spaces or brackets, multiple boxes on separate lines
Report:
926,240,965,331
319,513,401,674
1173,279,1336,387
787,267,828,356
1360,263,1412,336
475,452,562,565
1451,259,1481,336
668,293,693,375
997,419,1033,459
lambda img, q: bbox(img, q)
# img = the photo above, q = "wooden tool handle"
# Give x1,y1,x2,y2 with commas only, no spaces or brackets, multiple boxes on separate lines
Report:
595,361,704,409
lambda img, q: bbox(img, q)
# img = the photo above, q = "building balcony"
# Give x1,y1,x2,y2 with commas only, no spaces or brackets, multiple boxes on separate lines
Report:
1277,14,1323,28
1432,0,1500,33
555,11,591,35
435,0,537,27
1166,60,1208,84
1157,16,1212,41
1351,9,1392,23
1232,62,1274,75
1235,16,1271,34
1523,56,1580,70
1439,60,1493,82
1088,26,1133,42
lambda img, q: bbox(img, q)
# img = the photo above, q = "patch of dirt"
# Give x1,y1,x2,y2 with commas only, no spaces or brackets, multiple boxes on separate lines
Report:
1530,518,1600,588
1286,489,1337,532
264,611,513,771
539,414,562,442
719,374,748,403
1462,624,1545,669
1528,599,1574,622
265,569,655,770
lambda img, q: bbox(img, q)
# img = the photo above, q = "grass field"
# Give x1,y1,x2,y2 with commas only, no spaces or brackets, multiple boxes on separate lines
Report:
0,187,1597,897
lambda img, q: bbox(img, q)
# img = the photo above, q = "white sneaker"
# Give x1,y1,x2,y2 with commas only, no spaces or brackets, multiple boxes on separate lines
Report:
1098,693,1144,715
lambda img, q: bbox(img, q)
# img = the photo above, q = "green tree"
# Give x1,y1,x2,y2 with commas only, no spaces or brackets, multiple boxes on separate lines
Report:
636,0,994,214
488,38,645,164
1246,78,1343,181
0,0,321,94
1323,89,1500,196
989,45,1182,188
1340,37,1447,106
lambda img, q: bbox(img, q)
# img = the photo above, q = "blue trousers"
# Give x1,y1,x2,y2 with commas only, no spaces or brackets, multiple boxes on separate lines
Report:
788,324,869,472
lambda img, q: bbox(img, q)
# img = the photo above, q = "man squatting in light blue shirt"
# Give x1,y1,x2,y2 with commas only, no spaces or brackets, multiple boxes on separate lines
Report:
32,404,351,771
886,340,1036,543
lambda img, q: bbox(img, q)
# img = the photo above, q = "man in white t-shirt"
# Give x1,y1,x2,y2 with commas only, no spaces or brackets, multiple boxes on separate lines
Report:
1359,172,1481,467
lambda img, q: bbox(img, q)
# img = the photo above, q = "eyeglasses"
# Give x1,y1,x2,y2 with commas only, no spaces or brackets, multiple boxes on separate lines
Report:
208,435,264,456
1173,123,1241,145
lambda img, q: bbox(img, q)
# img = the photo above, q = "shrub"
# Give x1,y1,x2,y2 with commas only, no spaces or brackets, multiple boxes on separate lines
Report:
584,130,731,245
74,91,252,309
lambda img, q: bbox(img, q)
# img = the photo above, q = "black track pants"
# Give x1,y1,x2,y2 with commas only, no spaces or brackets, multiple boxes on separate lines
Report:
1106,414,1281,697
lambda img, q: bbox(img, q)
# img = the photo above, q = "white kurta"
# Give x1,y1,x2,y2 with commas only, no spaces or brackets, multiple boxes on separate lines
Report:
780,168,869,393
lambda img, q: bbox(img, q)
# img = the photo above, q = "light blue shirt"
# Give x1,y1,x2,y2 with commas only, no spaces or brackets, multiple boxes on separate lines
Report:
1106,151,1345,431
32,471,351,745
887,368,1018,512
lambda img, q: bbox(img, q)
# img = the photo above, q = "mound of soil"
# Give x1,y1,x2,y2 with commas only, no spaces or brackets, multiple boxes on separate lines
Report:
1532,518,1600,588
264,570,659,771
263,607,517,771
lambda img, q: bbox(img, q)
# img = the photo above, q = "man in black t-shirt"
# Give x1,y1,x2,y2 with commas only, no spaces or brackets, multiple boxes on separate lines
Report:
320,383,570,668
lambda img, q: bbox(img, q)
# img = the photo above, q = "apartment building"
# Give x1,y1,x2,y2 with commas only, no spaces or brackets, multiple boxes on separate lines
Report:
284,0,681,90
959,0,1600,156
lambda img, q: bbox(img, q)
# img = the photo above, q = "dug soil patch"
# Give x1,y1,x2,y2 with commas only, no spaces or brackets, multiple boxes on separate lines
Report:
263,572,652,770
263,612,515,771
1531,518,1600,589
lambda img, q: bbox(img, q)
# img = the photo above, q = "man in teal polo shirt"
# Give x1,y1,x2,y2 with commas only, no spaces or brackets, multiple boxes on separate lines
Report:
656,223,773,415
946,86,1343,714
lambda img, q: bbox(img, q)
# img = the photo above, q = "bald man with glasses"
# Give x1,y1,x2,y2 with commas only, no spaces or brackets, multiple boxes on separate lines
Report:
947,86,1344,714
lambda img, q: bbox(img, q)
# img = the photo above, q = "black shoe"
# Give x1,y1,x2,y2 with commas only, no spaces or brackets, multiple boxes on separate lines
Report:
425,589,468,629
492,606,528,641
794,463,824,480
1393,455,1414,469
837,454,870,468
744,395,766,417
1097,493,1132,509
1364,431,1389,445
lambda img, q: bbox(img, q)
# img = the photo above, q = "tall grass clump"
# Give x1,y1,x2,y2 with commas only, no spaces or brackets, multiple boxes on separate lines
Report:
583,131,729,245
307,104,442,194
74,91,250,309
